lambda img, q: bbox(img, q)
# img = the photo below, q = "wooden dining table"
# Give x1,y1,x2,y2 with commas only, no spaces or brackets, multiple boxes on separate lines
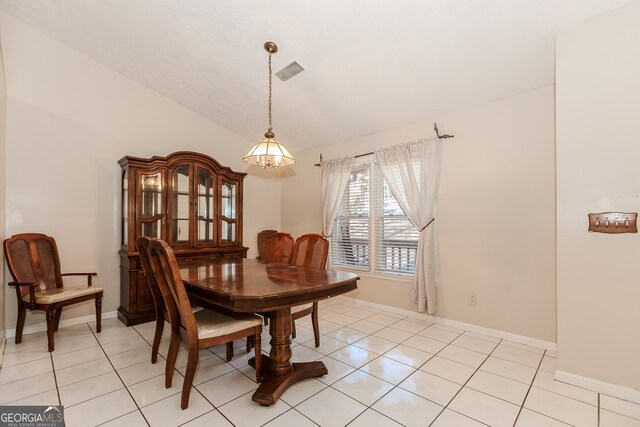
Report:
179,257,359,406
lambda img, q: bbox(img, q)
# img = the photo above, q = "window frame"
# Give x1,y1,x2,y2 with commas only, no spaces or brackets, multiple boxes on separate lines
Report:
330,156,419,279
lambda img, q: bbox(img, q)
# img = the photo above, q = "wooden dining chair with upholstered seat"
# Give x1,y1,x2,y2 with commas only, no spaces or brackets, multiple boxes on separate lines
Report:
263,232,294,264
3,233,103,352
290,233,329,347
138,237,248,365
146,238,263,410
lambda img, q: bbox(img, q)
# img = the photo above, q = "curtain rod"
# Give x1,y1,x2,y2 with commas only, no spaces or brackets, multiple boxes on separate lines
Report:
314,123,453,167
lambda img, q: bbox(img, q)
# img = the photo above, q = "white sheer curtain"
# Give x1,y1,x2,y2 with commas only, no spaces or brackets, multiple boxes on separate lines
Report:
375,139,442,314
321,156,355,238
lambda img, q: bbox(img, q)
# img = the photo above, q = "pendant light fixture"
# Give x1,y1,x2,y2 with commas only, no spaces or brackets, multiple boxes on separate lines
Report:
243,42,295,168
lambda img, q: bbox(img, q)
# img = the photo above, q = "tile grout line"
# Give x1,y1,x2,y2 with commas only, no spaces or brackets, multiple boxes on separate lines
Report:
426,337,501,426
511,348,546,426
49,351,62,408
318,316,475,425
509,357,601,425
89,322,152,427
299,308,406,426
323,317,457,425
131,323,232,427
258,307,402,426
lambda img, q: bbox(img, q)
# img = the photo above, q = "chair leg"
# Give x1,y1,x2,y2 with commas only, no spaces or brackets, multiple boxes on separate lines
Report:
246,336,252,353
15,307,26,344
95,295,102,333
226,342,234,361
311,302,320,348
45,310,56,352
165,334,180,389
291,317,297,339
53,308,63,331
181,343,199,410
254,332,262,383
151,311,164,364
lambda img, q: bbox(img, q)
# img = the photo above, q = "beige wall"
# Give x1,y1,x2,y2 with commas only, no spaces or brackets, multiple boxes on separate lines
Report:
556,2,640,389
0,42,6,334
0,13,281,329
282,86,556,342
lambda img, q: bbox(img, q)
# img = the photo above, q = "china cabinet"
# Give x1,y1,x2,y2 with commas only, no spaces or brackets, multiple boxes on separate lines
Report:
118,151,247,325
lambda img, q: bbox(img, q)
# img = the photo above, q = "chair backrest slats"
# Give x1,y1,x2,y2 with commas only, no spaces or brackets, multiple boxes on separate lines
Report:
263,232,294,264
291,234,329,269
4,233,64,296
148,239,197,339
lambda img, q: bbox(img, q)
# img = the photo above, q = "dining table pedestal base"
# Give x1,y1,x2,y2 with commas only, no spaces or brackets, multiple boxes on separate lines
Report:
249,354,328,406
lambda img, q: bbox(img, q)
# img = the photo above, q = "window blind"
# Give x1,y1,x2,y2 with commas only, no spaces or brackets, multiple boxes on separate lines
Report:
330,165,370,269
373,167,419,274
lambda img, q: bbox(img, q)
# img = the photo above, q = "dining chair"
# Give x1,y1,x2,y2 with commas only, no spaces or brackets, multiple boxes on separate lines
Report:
146,238,263,409
3,233,103,352
290,233,329,347
140,236,249,366
139,236,252,364
256,229,278,260
262,232,294,264
258,232,295,326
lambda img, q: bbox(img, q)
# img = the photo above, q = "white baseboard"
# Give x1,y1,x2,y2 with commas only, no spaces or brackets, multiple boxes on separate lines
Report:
555,370,640,404
429,315,557,352
4,311,118,339
340,296,557,351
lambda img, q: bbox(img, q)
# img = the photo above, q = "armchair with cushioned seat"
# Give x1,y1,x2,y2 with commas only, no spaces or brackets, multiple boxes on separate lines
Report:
3,233,103,352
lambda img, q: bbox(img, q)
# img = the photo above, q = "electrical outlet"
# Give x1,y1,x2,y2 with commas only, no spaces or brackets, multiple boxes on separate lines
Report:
467,292,476,305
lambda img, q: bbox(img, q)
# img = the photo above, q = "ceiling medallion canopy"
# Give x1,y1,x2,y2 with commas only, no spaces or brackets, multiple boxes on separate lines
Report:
243,42,295,169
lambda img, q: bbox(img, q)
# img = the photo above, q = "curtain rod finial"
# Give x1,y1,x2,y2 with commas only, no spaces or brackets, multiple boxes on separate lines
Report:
434,123,454,139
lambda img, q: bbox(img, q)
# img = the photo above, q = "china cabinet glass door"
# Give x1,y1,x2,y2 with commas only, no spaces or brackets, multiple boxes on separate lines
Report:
171,166,191,245
220,179,238,244
139,171,163,239
197,168,216,245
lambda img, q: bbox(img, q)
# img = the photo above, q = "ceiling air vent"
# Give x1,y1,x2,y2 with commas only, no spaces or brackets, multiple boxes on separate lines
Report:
275,61,304,81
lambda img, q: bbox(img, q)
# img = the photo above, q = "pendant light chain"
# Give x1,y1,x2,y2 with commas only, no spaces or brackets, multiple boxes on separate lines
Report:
268,50,273,132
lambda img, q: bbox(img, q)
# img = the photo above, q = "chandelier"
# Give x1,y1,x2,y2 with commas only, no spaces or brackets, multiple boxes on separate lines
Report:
243,42,295,168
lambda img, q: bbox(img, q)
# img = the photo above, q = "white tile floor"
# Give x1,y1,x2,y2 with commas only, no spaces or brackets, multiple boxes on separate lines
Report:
1,296,639,427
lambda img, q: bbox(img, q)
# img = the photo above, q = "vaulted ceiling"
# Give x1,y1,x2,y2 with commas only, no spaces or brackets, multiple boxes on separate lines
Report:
0,0,632,152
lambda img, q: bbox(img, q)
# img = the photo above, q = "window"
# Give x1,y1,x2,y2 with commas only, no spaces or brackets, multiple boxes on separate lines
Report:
331,158,419,275
331,165,370,269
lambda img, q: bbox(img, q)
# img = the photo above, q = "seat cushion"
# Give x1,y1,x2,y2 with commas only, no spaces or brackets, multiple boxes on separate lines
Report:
291,303,313,314
23,286,103,304
194,310,262,340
